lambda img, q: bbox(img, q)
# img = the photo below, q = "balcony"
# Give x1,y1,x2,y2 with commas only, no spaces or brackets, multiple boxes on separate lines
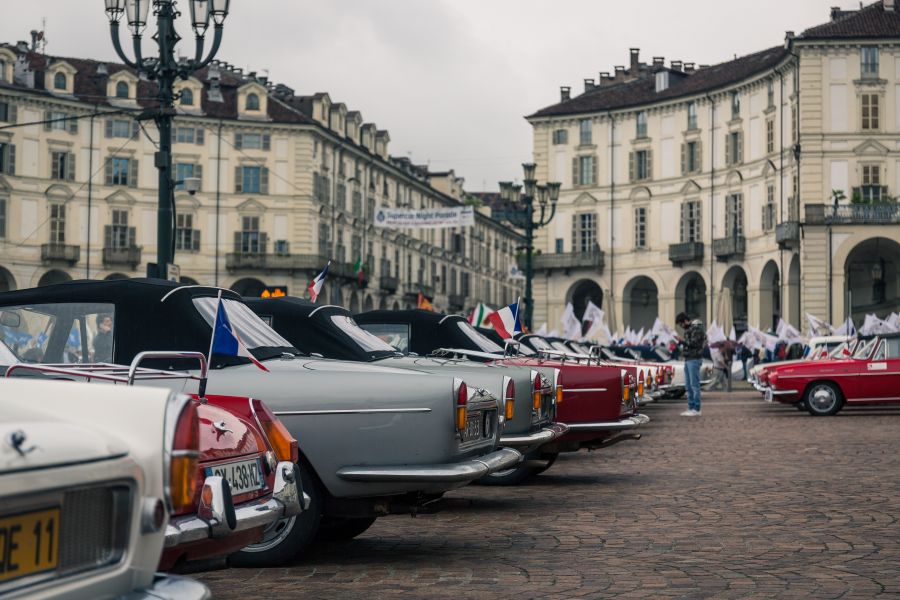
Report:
379,275,399,294
668,242,704,265
41,243,80,265
525,250,606,274
102,246,142,269
805,203,900,225
775,221,800,248
448,293,466,310
712,236,746,261
226,252,326,272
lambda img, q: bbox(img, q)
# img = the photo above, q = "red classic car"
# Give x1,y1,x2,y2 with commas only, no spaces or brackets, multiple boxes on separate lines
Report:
2,351,305,569
764,334,900,415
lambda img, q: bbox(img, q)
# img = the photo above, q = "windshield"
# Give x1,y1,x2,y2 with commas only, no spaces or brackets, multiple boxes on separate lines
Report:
0,339,17,364
193,297,293,351
551,341,571,353
828,341,851,358
0,303,115,364
655,346,672,360
853,338,876,359
455,321,504,353
330,315,396,353
528,336,553,351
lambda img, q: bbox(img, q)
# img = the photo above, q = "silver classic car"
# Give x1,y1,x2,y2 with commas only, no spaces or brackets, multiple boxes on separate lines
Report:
244,297,569,485
0,279,521,565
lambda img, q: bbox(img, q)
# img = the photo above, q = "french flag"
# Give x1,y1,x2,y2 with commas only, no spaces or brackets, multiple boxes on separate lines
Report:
308,261,330,302
487,298,522,339
208,295,269,372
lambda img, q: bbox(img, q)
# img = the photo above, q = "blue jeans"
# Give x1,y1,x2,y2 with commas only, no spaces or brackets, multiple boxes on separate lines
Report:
685,358,702,411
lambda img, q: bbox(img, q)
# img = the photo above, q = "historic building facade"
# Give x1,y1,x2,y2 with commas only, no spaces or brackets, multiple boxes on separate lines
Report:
525,1,900,333
0,43,524,313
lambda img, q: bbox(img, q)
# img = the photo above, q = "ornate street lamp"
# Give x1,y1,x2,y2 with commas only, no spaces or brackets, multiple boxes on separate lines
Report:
497,164,560,329
104,0,230,278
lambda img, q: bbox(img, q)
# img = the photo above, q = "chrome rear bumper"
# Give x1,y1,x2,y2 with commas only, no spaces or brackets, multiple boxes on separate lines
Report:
122,574,211,600
501,422,569,450
335,447,523,483
565,413,650,432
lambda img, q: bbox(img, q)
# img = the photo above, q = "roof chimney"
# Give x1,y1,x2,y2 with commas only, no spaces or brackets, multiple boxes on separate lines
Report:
830,5,842,19
629,48,640,71
885,0,895,11
671,60,683,72
614,65,625,79
584,78,595,92
684,62,696,73
652,56,665,68
599,72,611,85
560,86,571,101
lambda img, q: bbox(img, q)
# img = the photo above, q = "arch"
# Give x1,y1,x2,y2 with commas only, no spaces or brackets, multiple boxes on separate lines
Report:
844,236,900,322
245,93,260,111
180,88,194,106
363,295,374,312
391,301,400,311
674,271,707,323
38,269,71,287
104,272,129,281
53,72,67,90
0,266,16,292
788,254,800,328
623,276,659,332
758,260,780,331
721,265,749,332
115,81,129,98
230,277,267,297
564,278,603,321
378,296,388,310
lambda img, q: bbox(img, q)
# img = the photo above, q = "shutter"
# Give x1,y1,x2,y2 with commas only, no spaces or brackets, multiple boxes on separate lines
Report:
681,143,686,174
132,121,140,138
697,141,702,172
646,151,653,180
194,163,202,190
628,151,634,182
260,167,269,195
591,156,598,185
680,203,686,242
105,120,113,138
105,158,113,185
725,133,731,166
44,110,52,131
738,132,744,164
571,157,578,186
8,104,16,124
233,231,242,252
234,166,242,193
129,158,138,187
262,134,271,150
127,226,136,248
104,225,113,249
51,152,59,180
68,115,78,134
571,214,577,252
313,173,320,199
192,229,201,252
66,153,75,181
234,133,243,149
196,128,205,145
259,232,268,253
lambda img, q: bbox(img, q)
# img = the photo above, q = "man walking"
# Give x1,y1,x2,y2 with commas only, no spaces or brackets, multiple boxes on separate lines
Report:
677,312,706,417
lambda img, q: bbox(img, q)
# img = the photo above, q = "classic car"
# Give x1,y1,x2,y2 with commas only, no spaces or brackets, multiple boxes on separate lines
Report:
2,352,305,570
244,297,568,485
0,279,520,564
764,333,900,415
1,377,210,599
748,335,853,391
355,310,648,475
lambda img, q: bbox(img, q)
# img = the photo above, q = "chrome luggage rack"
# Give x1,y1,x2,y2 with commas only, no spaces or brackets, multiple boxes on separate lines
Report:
5,351,210,396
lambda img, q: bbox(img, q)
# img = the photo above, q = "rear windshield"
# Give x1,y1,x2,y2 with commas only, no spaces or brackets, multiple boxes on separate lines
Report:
529,336,553,351
330,315,396,353
853,338,876,360
358,323,410,353
192,297,292,350
455,321,503,353
0,303,115,364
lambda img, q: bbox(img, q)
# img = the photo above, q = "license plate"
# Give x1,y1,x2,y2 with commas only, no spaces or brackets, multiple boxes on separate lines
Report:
205,458,265,495
0,507,60,584
765,388,773,403
462,413,482,442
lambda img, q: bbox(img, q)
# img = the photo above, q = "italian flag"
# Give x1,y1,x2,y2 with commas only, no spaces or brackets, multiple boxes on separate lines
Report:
469,303,494,327
353,256,365,286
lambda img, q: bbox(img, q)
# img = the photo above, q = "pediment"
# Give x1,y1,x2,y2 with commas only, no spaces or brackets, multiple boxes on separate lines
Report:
236,198,266,213
853,139,889,156
629,186,652,200
573,192,598,207
762,160,778,178
0,175,12,193
174,194,201,210
680,179,702,194
104,189,136,206
725,170,743,187
45,183,74,202
49,60,77,75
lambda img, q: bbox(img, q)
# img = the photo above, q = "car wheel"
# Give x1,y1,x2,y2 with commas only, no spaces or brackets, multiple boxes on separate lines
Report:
804,382,844,416
532,452,559,475
795,400,807,411
316,516,377,542
229,460,322,567
477,464,538,486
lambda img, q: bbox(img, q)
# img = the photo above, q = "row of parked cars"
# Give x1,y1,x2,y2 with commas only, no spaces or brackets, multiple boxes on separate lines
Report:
0,278,696,598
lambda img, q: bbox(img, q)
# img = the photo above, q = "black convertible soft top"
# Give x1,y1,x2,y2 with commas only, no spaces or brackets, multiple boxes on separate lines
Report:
354,309,503,359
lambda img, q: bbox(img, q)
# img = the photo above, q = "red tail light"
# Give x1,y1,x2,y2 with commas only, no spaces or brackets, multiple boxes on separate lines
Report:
637,370,645,397
532,372,542,410
504,379,515,420
555,372,564,405
168,398,200,515
456,381,468,432
252,398,299,464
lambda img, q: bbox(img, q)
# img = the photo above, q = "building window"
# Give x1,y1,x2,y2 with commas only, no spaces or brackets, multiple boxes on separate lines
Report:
175,127,195,144
725,131,743,166
579,119,592,145
245,93,260,111
763,185,776,231
236,165,268,194
687,101,697,130
634,207,647,249
725,193,743,236
636,111,647,138
107,119,133,138
766,119,775,154
791,106,798,141
240,216,262,254
53,72,67,90
681,200,701,243
858,164,885,202
630,150,652,181
274,239,289,256
107,157,135,187
0,142,14,175
555,238,564,253
175,162,202,190
861,47,879,78
682,141,700,174
0,199,5,238
0,102,10,122
576,155,596,186
48,110,69,131
235,132,269,150
861,94,879,130
767,79,775,108
572,212,596,253
175,213,200,251
552,129,568,145
318,223,329,257
108,209,131,248
51,151,75,181
115,81,129,98
49,204,65,243
730,91,741,119
0,60,5,83
180,88,194,106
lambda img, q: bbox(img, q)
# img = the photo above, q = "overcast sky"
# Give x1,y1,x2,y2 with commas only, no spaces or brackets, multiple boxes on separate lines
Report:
5,1,841,191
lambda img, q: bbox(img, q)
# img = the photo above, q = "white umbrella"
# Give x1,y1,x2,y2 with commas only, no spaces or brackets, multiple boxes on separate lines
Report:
716,287,733,334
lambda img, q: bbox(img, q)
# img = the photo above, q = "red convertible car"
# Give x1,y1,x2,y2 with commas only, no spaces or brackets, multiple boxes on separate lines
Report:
764,333,900,415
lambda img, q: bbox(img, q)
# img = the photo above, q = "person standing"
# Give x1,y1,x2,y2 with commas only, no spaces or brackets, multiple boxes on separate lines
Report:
677,312,706,417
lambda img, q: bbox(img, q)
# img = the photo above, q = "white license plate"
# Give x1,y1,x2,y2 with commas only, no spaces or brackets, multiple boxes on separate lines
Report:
206,458,265,495
764,388,773,403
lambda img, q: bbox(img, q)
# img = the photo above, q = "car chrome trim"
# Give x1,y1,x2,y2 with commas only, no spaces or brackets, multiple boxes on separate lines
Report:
500,422,569,448
565,413,651,432
335,447,523,483
159,284,239,303
308,304,341,317
562,387,608,393
121,573,212,600
274,408,432,416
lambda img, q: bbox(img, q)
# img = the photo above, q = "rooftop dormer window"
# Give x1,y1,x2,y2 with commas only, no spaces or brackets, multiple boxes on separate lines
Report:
115,81,129,99
246,93,260,111
180,88,194,106
53,72,67,90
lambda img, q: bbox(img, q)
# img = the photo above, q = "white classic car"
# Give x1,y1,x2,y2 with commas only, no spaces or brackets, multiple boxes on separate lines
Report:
0,378,210,600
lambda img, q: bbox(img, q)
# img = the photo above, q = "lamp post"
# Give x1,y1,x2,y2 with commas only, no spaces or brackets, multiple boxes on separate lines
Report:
104,0,230,279
498,164,560,329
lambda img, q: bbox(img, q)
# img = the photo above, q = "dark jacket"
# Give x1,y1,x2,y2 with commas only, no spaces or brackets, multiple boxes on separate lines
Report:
682,319,707,360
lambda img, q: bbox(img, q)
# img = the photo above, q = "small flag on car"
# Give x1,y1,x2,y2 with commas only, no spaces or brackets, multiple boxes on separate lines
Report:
208,292,269,372
308,261,330,302
488,298,522,339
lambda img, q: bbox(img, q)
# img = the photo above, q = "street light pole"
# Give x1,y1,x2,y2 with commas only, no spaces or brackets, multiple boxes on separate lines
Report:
498,164,560,330
104,0,229,279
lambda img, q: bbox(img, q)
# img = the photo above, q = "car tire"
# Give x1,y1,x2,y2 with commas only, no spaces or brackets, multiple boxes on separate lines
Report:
795,400,807,411
229,460,322,567
316,516,377,542
804,382,844,416
532,452,559,475
477,463,538,486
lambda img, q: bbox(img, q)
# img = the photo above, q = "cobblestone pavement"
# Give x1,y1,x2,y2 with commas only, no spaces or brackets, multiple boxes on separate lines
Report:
197,391,900,599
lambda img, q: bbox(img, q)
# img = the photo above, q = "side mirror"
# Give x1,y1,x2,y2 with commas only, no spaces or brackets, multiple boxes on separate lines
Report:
0,311,21,328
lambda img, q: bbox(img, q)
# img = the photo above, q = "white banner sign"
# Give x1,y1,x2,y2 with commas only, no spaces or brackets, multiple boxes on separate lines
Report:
374,206,475,229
